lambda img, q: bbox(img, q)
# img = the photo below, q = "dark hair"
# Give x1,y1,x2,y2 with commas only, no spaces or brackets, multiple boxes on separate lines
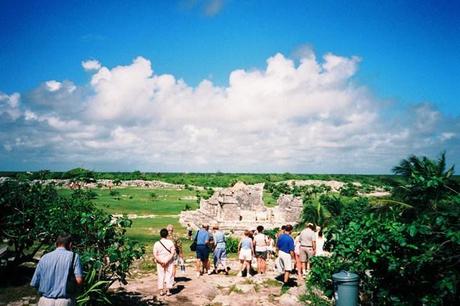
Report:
257,225,264,232
160,228,168,238
281,225,286,231
318,230,323,237
308,223,316,231
285,224,293,232
56,233,72,247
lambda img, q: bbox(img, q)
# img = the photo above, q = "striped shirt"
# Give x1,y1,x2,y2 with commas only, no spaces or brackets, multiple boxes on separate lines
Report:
30,247,82,298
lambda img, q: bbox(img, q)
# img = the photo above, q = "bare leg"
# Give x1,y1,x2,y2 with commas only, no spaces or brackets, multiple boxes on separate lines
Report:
284,271,290,284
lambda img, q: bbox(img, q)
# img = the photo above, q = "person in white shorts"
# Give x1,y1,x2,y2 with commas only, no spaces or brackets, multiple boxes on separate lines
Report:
276,224,295,285
238,230,254,277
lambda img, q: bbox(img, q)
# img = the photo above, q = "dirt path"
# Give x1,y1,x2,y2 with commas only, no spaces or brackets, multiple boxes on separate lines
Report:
111,258,308,306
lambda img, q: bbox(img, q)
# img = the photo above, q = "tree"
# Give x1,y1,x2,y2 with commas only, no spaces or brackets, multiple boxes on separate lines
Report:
0,180,145,303
392,152,458,209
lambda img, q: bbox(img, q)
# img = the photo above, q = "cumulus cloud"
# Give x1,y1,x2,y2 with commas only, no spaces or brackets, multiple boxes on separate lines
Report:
1,51,459,172
82,59,102,71
0,92,21,121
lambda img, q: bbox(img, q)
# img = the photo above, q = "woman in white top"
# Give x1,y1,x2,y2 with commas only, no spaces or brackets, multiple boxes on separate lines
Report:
315,230,326,256
153,228,176,296
253,225,268,274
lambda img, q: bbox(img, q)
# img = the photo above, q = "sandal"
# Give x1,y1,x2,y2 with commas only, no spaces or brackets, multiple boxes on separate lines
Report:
159,290,165,296
166,291,172,296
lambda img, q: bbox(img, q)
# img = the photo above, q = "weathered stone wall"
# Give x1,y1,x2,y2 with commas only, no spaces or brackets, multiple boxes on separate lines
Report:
277,194,303,223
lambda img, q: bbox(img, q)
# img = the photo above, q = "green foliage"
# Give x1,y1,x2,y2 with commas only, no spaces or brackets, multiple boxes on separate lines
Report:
392,152,458,209
76,268,111,306
109,189,120,198
63,168,96,183
0,180,145,304
264,228,279,239
339,182,358,197
309,153,460,305
225,236,239,253
149,192,158,200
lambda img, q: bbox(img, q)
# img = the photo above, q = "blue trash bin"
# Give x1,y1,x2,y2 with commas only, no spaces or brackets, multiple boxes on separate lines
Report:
332,271,359,306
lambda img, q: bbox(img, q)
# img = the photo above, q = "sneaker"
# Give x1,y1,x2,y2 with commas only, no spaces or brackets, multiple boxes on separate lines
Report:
237,271,242,277
196,272,201,277
207,270,213,275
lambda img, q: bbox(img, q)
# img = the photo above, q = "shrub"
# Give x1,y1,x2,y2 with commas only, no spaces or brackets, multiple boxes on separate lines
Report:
0,180,145,304
339,182,358,197
225,236,239,253
308,153,460,305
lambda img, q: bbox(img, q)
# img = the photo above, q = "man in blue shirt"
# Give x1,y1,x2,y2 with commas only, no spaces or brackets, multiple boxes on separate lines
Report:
194,224,210,277
276,224,295,285
31,234,83,306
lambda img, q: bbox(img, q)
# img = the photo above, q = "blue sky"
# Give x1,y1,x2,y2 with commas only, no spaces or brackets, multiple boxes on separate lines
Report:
0,0,459,173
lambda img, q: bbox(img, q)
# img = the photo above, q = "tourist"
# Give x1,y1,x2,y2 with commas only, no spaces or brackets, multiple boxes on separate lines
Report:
253,225,268,275
276,224,295,285
315,229,327,256
187,223,193,240
194,223,211,276
276,225,286,239
166,224,183,283
238,230,254,278
212,224,228,275
31,234,83,306
153,228,176,296
294,233,303,279
266,236,275,260
298,223,316,275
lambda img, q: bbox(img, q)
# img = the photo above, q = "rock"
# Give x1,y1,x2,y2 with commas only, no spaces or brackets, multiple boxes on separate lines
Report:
197,282,217,300
279,293,302,306
235,283,256,294
211,294,233,306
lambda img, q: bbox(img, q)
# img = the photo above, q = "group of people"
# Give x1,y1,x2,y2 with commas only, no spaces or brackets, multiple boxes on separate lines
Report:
153,222,327,294
28,223,325,304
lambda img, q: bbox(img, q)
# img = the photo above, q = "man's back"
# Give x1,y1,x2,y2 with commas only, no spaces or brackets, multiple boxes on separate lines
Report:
299,228,316,246
277,233,294,253
31,247,82,299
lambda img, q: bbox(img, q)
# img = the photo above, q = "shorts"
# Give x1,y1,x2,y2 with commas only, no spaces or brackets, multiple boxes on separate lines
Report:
239,248,252,261
38,296,75,306
255,251,267,260
196,245,209,261
278,250,293,272
299,246,315,262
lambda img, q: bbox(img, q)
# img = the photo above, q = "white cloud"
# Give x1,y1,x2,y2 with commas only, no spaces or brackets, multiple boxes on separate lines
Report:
82,59,102,71
45,80,62,92
1,51,459,172
0,92,21,120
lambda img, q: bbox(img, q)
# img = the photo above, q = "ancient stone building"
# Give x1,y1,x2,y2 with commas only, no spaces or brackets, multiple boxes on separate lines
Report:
179,182,303,231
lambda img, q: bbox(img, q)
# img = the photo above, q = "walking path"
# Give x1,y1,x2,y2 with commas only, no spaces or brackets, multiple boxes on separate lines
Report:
110,258,308,306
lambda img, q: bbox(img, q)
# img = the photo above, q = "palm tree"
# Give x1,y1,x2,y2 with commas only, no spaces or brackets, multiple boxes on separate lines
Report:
392,152,458,209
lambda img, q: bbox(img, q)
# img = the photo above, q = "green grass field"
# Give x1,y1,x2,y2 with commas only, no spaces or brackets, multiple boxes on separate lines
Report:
60,187,198,250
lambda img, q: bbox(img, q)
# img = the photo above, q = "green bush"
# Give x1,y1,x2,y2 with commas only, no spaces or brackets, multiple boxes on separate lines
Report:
0,180,145,304
225,236,239,253
339,182,358,197
308,153,460,305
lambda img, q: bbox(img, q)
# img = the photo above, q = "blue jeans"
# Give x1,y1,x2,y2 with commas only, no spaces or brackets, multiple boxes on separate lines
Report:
213,247,227,268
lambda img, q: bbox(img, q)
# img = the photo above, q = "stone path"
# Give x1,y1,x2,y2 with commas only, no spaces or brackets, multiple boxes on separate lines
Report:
110,258,308,306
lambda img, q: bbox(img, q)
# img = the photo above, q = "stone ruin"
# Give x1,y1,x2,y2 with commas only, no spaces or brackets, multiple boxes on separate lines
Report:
179,182,303,232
